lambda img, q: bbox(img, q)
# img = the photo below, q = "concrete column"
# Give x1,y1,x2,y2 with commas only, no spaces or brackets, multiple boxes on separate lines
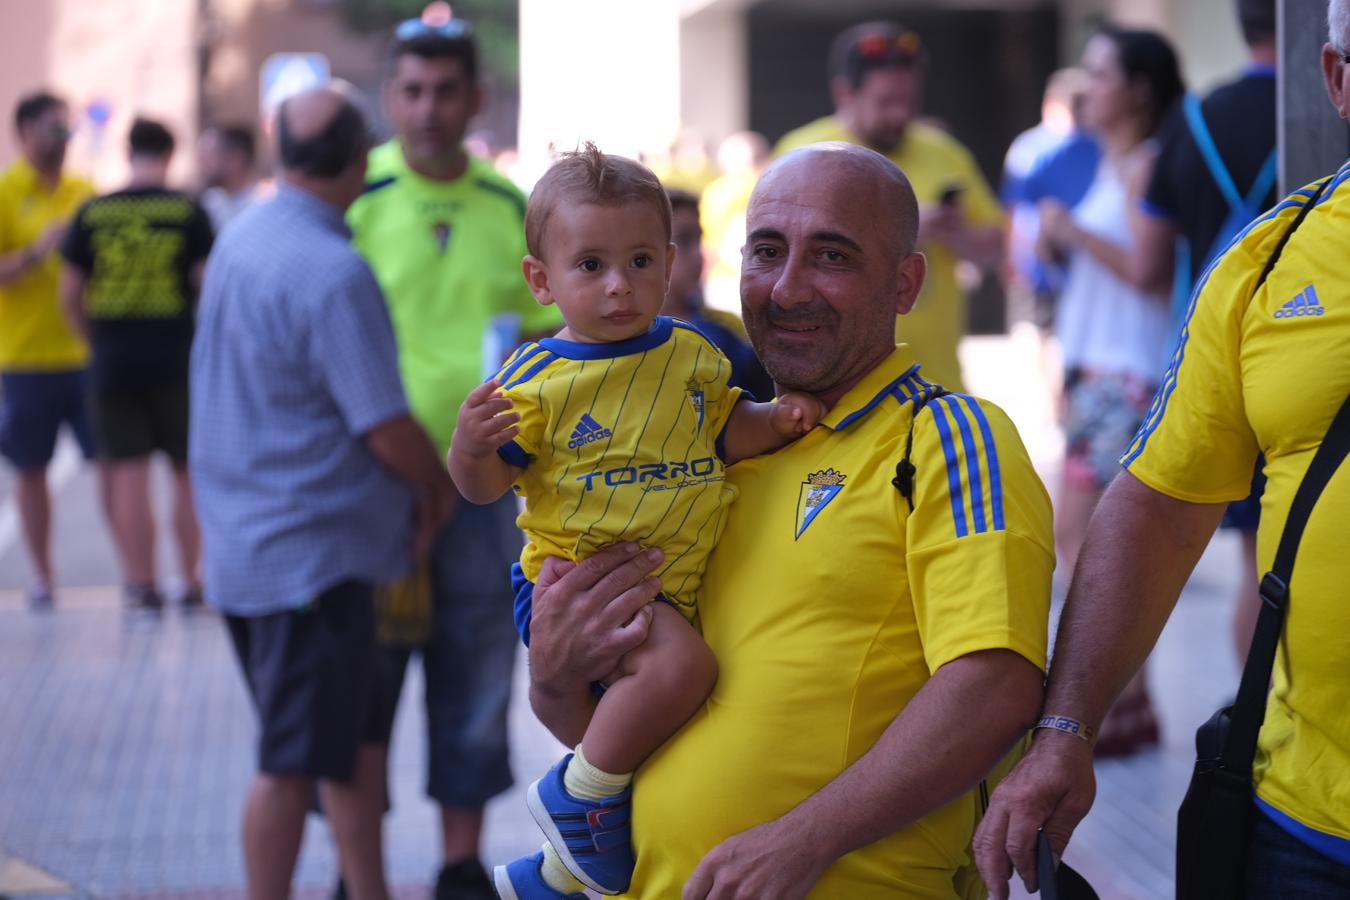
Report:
679,8,749,146
518,0,681,178
1279,0,1350,191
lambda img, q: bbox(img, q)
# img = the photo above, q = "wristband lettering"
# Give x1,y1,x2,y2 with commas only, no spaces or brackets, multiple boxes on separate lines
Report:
1034,714,1095,743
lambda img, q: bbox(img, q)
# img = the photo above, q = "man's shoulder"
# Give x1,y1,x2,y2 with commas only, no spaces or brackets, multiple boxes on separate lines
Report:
465,157,527,221
902,122,977,166
773,117,843,156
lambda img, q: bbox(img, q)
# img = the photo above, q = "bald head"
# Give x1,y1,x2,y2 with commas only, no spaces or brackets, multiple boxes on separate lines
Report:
754,142,920,259
276,82,369,180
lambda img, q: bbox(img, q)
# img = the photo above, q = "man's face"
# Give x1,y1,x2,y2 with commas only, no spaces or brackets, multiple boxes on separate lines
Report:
667,205,704,303
20,104,70,171
740,155,918,397
386,53,479,163
838,67,921,153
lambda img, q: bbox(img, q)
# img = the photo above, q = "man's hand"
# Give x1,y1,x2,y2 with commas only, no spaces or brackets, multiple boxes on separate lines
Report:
682,817,828,900
768,391,825,437
973,731,1097,899
455,380,520,458
411,482,457,560
917,203,964,247
32,222,68,260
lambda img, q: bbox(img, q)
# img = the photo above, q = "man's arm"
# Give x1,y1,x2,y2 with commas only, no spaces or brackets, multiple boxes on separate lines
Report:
365,413,457,558
59,266,89,341
973,471,1225,898
0,223,67,285
682,648,1042,900
1131,210,1179,295
921,207,1004,270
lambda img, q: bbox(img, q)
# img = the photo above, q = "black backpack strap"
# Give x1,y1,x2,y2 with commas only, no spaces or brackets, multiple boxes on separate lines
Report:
893,387,948,512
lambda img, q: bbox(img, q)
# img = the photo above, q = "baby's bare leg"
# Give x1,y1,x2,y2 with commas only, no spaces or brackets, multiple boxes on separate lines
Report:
581,601,718,775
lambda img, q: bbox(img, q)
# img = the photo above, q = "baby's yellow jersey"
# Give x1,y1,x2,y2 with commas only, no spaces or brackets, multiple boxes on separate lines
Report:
493,317,743,616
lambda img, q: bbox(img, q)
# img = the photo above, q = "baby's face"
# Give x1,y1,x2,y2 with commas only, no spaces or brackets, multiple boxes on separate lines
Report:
541,201,673,343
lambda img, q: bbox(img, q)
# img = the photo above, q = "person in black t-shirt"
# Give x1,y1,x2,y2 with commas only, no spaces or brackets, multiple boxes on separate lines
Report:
59,117,213,610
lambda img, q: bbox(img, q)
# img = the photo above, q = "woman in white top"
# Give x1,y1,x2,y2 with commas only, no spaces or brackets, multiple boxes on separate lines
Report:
1035,26,1182,754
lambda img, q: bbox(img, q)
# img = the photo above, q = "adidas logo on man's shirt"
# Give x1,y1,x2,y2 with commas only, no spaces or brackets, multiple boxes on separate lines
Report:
567,412,614,449
1274,285,1326,319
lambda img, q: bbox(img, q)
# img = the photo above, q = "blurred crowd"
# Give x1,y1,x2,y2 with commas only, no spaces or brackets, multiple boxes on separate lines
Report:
3,0,1348,897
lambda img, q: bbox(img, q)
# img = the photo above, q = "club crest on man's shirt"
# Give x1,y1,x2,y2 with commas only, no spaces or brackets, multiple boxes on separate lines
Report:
432,221,451,254
796,468,846,539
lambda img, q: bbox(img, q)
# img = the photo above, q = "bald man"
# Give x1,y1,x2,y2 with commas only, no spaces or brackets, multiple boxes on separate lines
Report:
520,144,1053,899
190,84,454,900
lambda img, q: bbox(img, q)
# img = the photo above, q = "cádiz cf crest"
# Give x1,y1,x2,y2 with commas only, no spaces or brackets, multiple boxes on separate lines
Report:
433,221,452,254
795,468,846,539
686,377,706,432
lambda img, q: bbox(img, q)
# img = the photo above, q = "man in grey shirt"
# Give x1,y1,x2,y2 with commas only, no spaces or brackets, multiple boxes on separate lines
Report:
190,83,454,900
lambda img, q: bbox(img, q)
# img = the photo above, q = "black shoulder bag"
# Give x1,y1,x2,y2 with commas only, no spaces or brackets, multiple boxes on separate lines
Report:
1176,176,1348,900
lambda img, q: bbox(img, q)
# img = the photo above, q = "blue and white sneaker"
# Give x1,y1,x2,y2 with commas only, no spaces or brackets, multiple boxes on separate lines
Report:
527,754,634,895
492,852,585,900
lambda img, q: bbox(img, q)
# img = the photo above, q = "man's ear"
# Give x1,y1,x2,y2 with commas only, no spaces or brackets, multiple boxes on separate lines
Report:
895,251,927,316
522,255,554,306
1323,44,1349,120
470,84,487,121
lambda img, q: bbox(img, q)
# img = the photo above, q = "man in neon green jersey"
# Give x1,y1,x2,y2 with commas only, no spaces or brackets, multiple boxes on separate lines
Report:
347,18,562,900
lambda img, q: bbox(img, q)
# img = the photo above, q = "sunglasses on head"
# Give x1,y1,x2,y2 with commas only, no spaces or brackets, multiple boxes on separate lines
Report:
853,31,923,62
396,17,472,41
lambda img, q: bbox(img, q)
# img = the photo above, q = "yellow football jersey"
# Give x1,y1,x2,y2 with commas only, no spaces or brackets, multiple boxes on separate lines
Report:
626,345,1054,898
0,159,94,369
494,317,742,616
1123,169,1350,851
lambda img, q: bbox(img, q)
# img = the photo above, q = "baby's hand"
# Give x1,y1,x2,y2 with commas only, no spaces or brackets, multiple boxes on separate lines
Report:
770,391,826,437
454,380,521,459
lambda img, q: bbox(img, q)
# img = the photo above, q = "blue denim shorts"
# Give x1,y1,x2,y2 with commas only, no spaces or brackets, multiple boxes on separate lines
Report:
373,495,523,808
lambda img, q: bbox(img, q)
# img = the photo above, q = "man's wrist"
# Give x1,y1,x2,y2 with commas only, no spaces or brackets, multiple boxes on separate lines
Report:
1033,713,1096,746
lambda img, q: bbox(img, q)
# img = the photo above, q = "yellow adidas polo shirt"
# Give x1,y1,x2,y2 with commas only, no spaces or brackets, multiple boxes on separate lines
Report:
1123,169,1350,855
625,345,1054,898
774,120,1003,393
0,159,93,370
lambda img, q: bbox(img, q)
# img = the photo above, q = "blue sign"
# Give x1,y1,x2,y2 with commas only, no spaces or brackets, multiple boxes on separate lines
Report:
260,53,331,116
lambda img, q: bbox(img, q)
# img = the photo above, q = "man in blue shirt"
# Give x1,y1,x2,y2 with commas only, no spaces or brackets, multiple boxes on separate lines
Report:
190,83,454,900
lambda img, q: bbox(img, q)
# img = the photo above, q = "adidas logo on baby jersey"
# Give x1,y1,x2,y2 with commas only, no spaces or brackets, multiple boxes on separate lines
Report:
567,413,613,449
1274,285,1326,319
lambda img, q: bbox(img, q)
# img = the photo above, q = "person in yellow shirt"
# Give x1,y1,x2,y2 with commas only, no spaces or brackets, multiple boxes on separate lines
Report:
0,92,96,609
975,5,1350,894
521,143,1053,899
775,22,1004,392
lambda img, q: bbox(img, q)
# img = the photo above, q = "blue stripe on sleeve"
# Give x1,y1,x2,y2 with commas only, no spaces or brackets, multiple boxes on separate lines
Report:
496,344,544,385
960,396,1006,531
502,353,558,390
928,400,969,538
497,440,529,468
939,396,987,534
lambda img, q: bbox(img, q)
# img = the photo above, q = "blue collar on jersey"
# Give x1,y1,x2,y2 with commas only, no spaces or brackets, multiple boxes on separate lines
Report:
537,315,675,360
